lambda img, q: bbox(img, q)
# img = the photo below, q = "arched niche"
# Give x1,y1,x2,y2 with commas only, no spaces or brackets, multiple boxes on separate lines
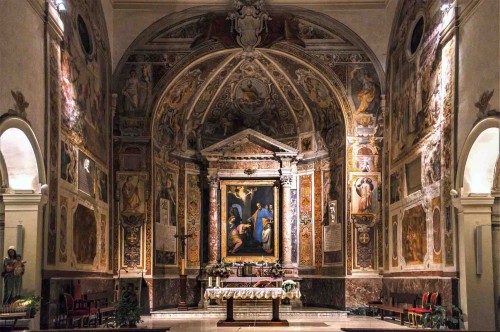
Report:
0,116,47,309
456,117,500,196
0,117,46,192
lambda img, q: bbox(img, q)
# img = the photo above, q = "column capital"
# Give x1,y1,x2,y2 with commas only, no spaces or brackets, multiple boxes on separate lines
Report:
207,175,220,188
280,174,293,187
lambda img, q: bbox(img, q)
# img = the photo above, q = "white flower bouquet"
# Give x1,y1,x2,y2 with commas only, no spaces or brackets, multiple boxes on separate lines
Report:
281,280,297,292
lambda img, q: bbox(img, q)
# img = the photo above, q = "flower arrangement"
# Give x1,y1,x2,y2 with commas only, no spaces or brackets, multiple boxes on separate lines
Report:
269,261,283,278
282,280,297,292
207,261,232,279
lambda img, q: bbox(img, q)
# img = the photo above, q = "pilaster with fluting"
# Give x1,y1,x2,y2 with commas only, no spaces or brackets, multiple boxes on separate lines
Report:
208,175,219,264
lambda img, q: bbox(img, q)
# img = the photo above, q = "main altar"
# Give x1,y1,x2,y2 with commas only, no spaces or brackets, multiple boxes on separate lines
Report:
205,287,301,326
201,129,300,275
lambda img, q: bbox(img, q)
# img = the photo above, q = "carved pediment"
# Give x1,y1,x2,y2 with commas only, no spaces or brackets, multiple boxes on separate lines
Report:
201,129,298,161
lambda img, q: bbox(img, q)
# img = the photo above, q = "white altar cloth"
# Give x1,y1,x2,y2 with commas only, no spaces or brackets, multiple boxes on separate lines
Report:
204,287,301,300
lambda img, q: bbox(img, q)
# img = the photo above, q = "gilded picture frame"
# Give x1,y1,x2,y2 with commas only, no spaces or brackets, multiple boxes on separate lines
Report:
221,179,279,263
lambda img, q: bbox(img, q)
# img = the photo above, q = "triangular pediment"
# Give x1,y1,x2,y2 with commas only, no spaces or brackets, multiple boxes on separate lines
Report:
201,129,298,159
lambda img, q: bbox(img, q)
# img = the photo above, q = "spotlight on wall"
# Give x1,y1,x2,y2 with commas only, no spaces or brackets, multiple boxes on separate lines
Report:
55,0,66,12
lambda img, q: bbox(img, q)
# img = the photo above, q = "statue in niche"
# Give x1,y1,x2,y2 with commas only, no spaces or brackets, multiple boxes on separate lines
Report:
138,64,152,112
122,69,139,113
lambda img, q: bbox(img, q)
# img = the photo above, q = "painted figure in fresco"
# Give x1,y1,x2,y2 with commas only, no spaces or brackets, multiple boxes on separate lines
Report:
247,203,272,244
239,80,263,106
61,141,76,184
352,67,377,114
2,247,18,304
356,177,374,212
158,173,176,226
261,221,273,253
122,176,141,214
122,69,139,113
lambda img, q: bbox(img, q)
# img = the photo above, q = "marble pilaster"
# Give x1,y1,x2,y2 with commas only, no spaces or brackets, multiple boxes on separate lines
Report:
281,174,293,267
208,175,219,264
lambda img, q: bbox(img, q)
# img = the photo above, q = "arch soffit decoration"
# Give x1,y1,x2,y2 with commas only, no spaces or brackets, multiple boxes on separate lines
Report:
456,116,500,195
112,3,386,154
0,116,47,191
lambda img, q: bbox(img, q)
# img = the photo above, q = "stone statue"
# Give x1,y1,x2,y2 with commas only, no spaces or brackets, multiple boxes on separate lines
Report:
2,246,25,304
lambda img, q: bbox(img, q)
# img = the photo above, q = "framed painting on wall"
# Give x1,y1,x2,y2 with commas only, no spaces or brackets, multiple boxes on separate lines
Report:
220,179,279,263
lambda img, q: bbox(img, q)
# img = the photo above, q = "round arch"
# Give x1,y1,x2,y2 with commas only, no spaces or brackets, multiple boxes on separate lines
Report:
112,4,386,93
0,116,46,192
456,117,500,196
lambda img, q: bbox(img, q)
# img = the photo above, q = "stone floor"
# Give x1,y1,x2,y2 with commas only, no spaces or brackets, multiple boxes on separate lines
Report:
139,316,410,331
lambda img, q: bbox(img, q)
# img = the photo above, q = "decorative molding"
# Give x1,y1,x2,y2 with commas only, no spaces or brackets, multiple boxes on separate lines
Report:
111,0,389,10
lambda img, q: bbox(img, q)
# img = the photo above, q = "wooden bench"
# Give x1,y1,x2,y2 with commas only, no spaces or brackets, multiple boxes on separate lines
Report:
374,293,419,325
84,291,116,325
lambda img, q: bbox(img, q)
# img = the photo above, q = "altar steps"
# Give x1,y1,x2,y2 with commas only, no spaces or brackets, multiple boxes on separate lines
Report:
151,306,348,319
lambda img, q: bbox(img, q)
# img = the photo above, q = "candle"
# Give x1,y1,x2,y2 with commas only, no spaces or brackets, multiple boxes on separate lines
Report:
181,258,185,275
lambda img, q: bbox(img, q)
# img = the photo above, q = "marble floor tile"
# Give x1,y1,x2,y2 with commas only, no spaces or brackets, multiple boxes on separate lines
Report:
140,316,410,331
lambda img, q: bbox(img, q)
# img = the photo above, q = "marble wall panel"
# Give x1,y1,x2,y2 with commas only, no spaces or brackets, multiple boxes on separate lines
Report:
300,278,345,309
382,277,457,306
345,278,382,308
152,278,200,310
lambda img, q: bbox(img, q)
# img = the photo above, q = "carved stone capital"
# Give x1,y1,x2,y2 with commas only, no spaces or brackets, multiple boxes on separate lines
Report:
207,175,220,188
280,174,293,187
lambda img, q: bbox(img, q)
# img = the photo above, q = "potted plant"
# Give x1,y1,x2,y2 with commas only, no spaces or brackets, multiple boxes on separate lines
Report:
421,304,463,329
14,295,41,318
114,283,142,327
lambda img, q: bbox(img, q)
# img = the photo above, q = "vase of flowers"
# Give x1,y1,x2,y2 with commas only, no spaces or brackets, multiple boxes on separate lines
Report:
207,261,231,288
269,261,283,279
282,280,297,293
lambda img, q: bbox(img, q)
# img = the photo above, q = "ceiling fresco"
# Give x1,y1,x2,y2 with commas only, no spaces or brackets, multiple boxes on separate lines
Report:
112,3,384,162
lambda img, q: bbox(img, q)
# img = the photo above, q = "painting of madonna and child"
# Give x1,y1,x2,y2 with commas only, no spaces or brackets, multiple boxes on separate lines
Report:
221,180,279,263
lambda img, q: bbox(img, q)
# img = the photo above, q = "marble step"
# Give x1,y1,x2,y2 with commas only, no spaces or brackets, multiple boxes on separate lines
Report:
151,307,348,319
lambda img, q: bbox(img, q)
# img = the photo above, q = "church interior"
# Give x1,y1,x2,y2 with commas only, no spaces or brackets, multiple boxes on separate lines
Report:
0,0,499,330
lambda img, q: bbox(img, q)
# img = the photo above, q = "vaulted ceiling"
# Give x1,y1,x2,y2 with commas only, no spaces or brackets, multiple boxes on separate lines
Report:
113,5,384,160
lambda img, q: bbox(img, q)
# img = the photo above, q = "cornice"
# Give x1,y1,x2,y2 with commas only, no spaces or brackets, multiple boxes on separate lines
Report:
111,0,389,11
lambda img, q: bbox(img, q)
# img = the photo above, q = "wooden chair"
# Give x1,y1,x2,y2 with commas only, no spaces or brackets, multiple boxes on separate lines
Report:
63,293,96,328
408,291,440,328
407,292,430,327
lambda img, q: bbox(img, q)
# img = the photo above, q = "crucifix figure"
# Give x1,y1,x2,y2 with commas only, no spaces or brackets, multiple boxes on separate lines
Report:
174,230,193,275
174,230,193,311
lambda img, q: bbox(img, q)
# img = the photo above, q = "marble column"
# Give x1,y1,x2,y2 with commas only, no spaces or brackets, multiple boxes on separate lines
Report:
281,174,293,267
208,176,219,265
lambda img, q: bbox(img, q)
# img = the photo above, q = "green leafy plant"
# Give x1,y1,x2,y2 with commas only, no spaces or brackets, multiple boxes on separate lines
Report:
421,304,463,330
13,295,41,318
114,299,142,327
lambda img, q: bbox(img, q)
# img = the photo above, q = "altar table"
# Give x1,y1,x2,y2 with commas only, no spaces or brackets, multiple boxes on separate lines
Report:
204,287,301,327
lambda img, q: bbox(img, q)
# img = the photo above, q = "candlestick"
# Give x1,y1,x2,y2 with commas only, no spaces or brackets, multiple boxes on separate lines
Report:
181,258,185,275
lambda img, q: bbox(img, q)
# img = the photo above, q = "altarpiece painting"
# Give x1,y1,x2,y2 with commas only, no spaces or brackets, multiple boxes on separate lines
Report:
221,180,279,263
